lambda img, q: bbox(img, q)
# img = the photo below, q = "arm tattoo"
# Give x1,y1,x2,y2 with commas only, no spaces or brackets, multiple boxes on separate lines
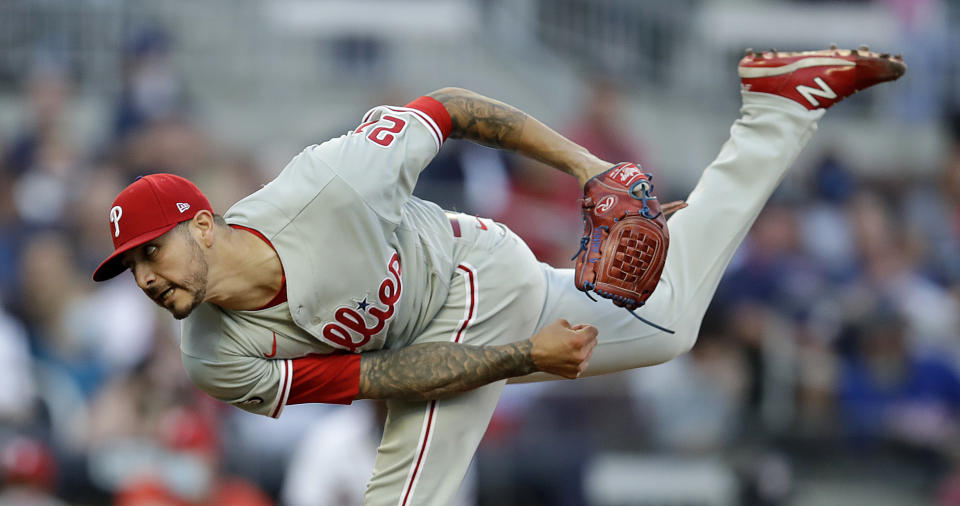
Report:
428,88,528,150
357,341,537,401
428,87,610,184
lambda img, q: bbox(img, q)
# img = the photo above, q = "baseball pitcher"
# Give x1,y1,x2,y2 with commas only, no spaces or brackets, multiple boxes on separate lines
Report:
93,48,905,505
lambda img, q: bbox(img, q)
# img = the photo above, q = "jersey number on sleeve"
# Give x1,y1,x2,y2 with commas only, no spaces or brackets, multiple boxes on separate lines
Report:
365,115,407,147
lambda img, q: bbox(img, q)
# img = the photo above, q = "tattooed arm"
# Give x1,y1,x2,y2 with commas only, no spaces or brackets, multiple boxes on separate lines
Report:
357,319,598,401
357,341,536,401
428,87,612,187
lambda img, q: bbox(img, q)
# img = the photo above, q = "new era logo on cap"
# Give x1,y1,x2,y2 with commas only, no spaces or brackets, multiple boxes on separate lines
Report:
92,174,213,282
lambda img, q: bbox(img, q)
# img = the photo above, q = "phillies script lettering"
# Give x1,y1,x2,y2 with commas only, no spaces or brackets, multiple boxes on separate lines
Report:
322,253,402,350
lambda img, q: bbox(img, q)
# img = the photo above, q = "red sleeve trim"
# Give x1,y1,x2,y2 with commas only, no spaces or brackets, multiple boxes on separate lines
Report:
287,353,361,405
405,96,452,142
270,359,292,418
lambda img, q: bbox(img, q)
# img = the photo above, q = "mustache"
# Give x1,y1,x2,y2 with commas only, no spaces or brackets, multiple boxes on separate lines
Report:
146,283,176,300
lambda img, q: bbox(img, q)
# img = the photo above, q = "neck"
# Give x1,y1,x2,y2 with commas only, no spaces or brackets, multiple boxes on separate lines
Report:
204,225,283,310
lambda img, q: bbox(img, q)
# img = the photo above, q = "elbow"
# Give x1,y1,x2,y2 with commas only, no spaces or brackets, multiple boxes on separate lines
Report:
403,386,464,402
669,334,698,361
427,86,473,101
378,390,449,403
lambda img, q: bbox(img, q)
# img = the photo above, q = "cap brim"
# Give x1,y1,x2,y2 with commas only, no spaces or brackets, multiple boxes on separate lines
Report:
91,223,179,282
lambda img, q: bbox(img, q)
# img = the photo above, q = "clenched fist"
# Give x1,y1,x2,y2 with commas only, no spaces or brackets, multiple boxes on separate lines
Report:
529,319,598,379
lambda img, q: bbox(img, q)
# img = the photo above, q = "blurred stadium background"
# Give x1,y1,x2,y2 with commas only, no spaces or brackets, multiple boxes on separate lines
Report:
0,0,959,504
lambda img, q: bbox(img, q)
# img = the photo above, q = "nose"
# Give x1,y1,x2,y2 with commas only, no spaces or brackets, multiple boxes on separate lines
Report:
131,262,157,291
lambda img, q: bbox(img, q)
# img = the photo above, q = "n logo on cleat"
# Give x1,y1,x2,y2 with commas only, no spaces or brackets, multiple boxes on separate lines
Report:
796,77,837,107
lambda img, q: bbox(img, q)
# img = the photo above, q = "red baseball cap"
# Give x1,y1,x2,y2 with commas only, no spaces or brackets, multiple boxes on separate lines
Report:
92,173,212,282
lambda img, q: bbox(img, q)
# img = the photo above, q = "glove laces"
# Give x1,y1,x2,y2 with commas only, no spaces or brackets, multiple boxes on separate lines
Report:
579,281,675,334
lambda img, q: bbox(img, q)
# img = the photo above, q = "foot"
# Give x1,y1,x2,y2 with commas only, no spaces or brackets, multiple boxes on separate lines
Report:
738,45,906,110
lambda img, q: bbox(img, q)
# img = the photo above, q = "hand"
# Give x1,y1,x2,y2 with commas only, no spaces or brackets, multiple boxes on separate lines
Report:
529,319,598,378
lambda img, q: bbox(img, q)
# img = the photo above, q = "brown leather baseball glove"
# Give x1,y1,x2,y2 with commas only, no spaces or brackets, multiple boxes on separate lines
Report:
571,163,684,332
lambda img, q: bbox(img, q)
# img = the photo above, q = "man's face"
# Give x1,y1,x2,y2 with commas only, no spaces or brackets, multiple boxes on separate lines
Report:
122,223,208,320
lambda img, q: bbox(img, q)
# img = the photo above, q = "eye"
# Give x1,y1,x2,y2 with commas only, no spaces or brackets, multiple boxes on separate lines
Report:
145,244,158,257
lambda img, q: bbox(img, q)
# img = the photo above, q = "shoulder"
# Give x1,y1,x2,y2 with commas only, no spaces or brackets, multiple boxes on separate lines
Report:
224,145,340,225
180,307,267,400
180,303,226,357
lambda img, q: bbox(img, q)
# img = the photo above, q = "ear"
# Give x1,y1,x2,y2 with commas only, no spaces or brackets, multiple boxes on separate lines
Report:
192,210,216,247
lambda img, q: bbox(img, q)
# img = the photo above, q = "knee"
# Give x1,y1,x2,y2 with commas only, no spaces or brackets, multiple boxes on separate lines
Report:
664,286,734,362
656,312,706,362
661,324,700,362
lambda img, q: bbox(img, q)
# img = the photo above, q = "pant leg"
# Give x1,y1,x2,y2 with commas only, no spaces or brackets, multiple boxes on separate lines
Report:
364,382,504,506
516,92,826,381
365,216,546,505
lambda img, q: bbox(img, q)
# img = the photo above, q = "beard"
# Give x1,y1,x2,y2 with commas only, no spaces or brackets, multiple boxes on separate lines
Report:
170,238,209,320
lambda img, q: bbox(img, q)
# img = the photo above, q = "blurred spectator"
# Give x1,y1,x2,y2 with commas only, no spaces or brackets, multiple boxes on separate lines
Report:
0,436,66,506
937,459,960,505
1,63,81,306
415,141,511,218
283,401,475,506
904,126,960,285
281,404,381,506
116,118,210,180
799,154,859,282
0,303,36,425
490,158,582,267
794,324,843,436
0,160,22,303
62,279,159,380
113,26,189,142
846,190,960,357
837,311,960,450
628,318,748,452
17,233,104,399
83,324,193,451
476,382,598,506
880,0,953,121
190,151,269,213
110,407,272,506
11,133,78,227
110,26,208,182
720,203,828,320
565,79,647,171
3,64,71,177
69,165,127,273
5,64,79,234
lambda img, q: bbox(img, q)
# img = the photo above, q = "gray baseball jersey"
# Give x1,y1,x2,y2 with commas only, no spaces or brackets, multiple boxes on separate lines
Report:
181,99,459,418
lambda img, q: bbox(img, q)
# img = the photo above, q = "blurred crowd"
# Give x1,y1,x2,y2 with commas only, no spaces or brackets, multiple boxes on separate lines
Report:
1,13,960,506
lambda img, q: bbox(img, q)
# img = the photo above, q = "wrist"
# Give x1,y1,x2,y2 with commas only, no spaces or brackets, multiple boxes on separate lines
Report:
576,157,614,188
511,340,538,375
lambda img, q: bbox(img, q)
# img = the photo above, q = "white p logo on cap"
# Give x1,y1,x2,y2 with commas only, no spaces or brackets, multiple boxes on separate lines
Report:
109,206,123,237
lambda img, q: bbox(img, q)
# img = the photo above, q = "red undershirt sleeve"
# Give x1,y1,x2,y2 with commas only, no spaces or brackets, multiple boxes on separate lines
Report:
287,353,362,405
405,96,452,142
